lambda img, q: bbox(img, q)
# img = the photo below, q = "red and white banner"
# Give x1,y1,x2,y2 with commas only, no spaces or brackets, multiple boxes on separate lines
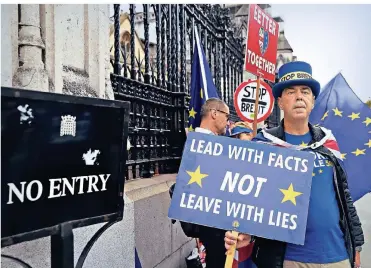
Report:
245,4,279,82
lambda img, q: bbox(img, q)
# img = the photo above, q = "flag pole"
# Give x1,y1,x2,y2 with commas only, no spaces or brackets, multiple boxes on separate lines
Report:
252,75,261,137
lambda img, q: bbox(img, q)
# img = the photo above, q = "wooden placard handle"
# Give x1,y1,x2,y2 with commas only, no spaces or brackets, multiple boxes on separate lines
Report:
224,230,239,268
252,76,261,137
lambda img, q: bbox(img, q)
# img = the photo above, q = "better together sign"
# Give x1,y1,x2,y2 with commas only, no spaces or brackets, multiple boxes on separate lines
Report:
168,132,315,245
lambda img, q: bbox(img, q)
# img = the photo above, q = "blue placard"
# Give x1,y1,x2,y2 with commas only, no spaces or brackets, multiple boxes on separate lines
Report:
168,132,315,245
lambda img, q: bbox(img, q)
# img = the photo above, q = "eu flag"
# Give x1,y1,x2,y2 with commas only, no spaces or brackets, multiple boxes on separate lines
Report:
310,73,371,201
187,28,219,131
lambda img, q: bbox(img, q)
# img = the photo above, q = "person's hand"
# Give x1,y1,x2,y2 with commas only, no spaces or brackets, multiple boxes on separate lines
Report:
224,231,251,250
355,251,361,268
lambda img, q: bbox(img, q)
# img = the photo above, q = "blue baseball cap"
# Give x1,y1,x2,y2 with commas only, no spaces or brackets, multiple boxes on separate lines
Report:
229,126,253,137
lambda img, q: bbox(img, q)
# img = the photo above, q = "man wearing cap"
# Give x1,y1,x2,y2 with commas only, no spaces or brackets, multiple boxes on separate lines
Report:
229,121,254,140
224,61,364,268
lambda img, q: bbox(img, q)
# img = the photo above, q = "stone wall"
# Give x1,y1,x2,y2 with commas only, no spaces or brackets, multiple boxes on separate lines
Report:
1,4,113,99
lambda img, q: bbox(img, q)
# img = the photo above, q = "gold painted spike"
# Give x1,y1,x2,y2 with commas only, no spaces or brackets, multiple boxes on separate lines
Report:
224,230,239,268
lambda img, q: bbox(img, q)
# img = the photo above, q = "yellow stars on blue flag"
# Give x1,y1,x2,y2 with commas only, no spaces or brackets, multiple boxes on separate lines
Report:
200,88,204,99
309,73,371,200
189,107,197,118
188,125,194,132
332,107,343,117
186,165,209,188
279,183,303,206
352,148,366,156
363,117,371,126
318,109,370,159
321,111,329,121
348,112,360,120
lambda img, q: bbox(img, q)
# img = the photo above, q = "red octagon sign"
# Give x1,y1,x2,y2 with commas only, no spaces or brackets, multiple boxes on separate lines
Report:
233,80,274,123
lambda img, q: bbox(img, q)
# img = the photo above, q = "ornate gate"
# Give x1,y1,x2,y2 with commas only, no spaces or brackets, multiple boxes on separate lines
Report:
110,4,248,179
110,4,281,180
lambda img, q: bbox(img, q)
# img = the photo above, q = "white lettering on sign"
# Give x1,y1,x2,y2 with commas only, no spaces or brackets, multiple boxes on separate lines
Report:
6,174,111,204
7,180,43,204
268,210,297,230
253,5,276,35
228,145,264,163
180,193,222,214
226,202,265,223
189,139,223,156
246,49,276,75
219,171,267,198
267,153,308,172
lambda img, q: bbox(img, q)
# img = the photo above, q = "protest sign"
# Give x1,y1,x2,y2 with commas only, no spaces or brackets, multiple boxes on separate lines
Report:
234,80,274,123
244,4,279,82
168,132,315,245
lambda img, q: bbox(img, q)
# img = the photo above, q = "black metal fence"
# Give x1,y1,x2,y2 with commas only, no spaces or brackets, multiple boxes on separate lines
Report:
110,4,280,180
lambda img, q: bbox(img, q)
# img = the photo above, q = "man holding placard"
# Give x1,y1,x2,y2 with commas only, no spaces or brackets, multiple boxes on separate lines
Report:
225,61,364,268
186,97,231,268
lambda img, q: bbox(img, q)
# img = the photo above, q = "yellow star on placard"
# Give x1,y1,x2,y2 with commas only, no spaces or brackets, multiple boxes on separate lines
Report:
188,125,194,132
299,141,308,147
365,139,371,148
332,107,343,117
187,165,209,188
348,112,360,120
318,169,323,174
363,117,371,126
279,183,303,206
200,88,203,99
312,172,316,177
340,153,347,160
321,111,329,121
189,107,197,118
352,148,366,156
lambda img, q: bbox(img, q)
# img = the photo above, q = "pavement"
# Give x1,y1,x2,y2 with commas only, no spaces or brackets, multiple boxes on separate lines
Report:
354,193,371,267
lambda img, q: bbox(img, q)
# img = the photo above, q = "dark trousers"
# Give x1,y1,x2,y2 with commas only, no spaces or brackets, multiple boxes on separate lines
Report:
200,227,226,268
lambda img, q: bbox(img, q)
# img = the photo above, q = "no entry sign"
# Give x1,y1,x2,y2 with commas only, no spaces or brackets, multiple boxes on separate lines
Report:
234,80,274,123
244,4,279,82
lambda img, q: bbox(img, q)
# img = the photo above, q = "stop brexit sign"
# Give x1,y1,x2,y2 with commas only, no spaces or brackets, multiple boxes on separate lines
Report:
245,4,279,82
234,80,274,123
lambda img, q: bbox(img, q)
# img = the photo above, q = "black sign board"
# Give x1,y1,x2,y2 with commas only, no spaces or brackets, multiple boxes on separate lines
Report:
1,87,129,247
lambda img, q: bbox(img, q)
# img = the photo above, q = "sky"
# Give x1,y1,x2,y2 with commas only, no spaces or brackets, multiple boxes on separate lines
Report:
272,4,371,102
110,4,371,103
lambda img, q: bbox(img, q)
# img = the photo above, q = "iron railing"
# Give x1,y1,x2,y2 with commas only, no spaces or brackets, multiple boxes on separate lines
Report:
110,4,280,180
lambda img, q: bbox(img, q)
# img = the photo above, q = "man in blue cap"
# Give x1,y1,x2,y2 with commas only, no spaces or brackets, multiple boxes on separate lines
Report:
229,121,254,140
225,61,364,268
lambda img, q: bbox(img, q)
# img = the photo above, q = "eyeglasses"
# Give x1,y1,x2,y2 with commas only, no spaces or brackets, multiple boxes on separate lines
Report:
211,108,229,120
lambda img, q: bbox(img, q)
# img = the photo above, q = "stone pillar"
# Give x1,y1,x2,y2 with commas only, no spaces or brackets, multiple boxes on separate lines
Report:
1,4,19,87
13,4,49,91
84,5,113,99
40,4,63,93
